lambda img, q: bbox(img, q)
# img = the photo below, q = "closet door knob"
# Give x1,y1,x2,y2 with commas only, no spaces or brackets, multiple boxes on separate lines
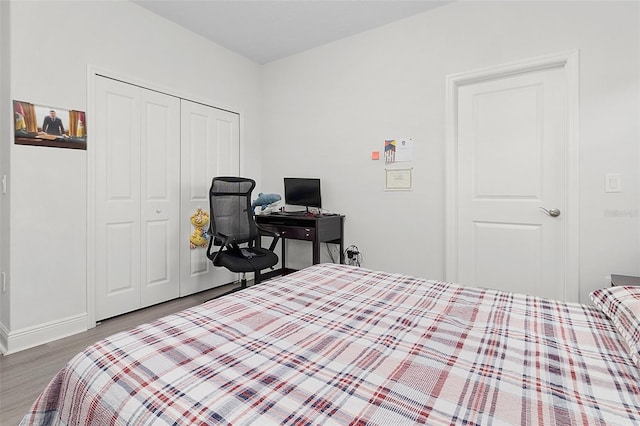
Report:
156,208,162,213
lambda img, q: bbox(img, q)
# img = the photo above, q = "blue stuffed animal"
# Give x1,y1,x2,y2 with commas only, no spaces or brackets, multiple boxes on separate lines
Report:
251,193,281,213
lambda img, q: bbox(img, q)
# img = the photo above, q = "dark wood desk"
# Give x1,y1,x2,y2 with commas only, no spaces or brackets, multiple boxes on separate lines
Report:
256,213,345,278
611,274,640,287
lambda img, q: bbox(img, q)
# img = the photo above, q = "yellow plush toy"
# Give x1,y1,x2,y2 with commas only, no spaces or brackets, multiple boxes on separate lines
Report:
189,208,210,249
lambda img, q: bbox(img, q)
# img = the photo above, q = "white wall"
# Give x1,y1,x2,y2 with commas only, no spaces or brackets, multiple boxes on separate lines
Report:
262,1,640,302
0,1,11,336
3,0,262,352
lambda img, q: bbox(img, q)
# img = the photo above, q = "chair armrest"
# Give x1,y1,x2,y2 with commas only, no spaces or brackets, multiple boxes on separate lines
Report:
256,224,278,238
256,224,280,252
206,232,229,262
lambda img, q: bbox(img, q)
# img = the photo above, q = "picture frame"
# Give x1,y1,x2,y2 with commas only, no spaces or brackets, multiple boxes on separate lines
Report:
385,168,412,191
13,100,87,150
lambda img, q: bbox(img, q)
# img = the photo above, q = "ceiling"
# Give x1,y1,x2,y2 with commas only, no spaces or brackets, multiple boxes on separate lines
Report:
132,1,451,64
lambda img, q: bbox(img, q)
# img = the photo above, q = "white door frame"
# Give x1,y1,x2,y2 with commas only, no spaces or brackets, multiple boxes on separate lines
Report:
445,50,580,302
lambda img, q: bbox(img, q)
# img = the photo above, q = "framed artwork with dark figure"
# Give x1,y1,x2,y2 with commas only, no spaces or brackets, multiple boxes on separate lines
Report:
14,100,87,150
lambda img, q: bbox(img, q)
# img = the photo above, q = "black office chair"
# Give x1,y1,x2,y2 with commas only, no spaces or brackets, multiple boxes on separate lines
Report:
206,176,279,293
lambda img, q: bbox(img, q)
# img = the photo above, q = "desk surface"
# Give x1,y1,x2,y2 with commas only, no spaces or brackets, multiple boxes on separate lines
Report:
611,274,640,286
257,212,343,219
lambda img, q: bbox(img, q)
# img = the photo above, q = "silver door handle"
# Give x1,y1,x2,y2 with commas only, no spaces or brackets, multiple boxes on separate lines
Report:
539,207,561,217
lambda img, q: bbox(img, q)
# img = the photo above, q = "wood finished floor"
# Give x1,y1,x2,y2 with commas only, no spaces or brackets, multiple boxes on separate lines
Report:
0,281,244,426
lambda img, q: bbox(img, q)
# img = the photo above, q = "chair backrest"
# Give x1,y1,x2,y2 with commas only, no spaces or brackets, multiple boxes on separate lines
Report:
209,177,258,246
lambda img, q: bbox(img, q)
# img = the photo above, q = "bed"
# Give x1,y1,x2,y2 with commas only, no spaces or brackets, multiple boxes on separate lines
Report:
21,263,640,425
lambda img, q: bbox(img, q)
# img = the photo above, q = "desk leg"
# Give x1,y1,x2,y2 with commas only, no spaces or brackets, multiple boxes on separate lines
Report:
280,238,286,273
339,218,345,264
313,239,320,265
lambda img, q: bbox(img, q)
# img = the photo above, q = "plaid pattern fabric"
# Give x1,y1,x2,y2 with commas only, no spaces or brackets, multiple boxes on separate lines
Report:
21,264,640,425
590,285,640,369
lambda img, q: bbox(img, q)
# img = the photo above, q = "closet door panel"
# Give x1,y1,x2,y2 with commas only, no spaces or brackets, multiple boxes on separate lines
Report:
106,223,136,292
188,113,210,202
144,220,170,291
214,118,240,176
180,100,240,296
140,90,181,307
95,77,141,320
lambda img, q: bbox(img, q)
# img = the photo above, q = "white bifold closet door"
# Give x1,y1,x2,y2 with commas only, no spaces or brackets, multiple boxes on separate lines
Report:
94,77,241,321
179,100,240,296
95,77,180,321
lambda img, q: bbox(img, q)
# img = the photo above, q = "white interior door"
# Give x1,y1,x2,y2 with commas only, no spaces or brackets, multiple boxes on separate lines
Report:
180,99,240,296
95,77,180,320
454,65,569,300
94,77,142,320
140,90,180,307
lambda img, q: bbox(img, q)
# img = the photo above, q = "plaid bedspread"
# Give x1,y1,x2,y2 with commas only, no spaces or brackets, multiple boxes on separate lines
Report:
21,264,640,425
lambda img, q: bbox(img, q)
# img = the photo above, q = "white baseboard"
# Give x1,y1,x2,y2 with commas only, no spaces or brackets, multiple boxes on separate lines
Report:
0,313,87,355
0,322,9,354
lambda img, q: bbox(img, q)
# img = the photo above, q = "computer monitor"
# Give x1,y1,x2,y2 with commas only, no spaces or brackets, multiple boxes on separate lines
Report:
284,178,322,211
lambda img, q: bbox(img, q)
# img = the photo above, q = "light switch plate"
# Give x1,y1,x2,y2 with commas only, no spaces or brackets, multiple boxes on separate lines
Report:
605,173,621,193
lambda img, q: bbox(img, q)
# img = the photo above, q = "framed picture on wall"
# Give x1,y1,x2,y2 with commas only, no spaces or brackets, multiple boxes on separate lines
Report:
385,168,412,191
13,100,87,150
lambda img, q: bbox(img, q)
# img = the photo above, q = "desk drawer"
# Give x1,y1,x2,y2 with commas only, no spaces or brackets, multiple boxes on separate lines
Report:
262,224,315,241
